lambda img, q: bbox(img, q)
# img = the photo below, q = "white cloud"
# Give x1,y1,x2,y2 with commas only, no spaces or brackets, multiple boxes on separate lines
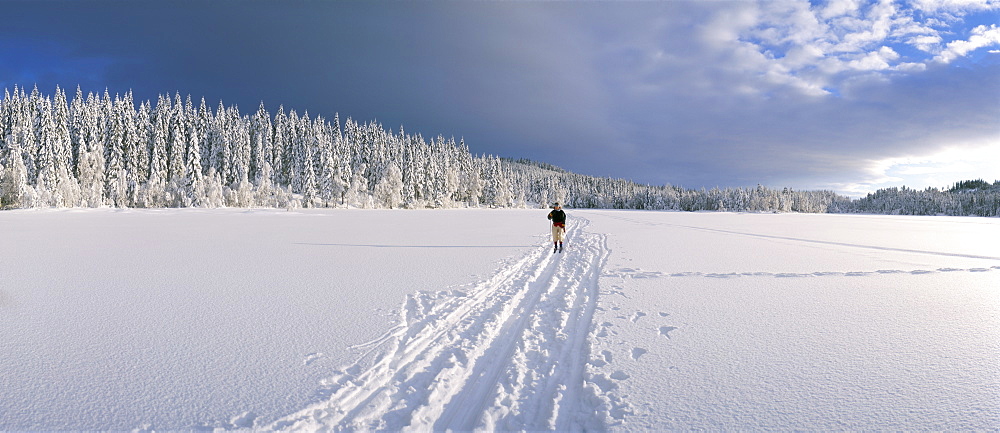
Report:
910,34,944,52
820,0,862,19
893,62,928,72
847,46,900,70
836,0,897,52
676,0,1000,97
935,24,1000,62
842,140,1000,196
911,0,1000,13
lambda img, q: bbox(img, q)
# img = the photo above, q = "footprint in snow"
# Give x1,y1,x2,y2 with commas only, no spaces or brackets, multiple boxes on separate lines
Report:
630,347,647,360
597,322,613,338
591,350,614,367
610,370,631,380
304,352,324,365
229,411,257,429
590,373,619,392
659,326,678,339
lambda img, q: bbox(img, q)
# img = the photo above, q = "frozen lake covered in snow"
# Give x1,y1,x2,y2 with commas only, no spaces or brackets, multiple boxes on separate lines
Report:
1,208,997,430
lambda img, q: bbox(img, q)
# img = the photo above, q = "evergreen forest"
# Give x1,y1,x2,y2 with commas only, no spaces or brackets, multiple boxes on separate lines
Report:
2,86,997,216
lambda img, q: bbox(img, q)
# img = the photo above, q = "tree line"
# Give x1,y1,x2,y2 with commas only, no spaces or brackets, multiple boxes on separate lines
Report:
847,181,1000,217
1,86,997,217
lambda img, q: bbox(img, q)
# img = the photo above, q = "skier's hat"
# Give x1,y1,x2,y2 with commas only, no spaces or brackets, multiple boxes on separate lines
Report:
552,202,561,208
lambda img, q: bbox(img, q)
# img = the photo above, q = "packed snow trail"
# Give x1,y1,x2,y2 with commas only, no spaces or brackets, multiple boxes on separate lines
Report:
269,217,612,431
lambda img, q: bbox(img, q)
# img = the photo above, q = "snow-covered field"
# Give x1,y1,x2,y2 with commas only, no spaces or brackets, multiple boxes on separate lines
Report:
1,209,997,430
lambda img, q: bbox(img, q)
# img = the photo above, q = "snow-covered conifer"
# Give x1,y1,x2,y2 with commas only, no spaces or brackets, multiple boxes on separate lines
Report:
0,141,30,209
142,95,171,207
103,92,129,207
288,110,308,194
229,106,251,187
254,161,278,207
251,102,272,185
186,116,206,207
315,120,342,207
166,96,190,206
346,163,368,208
203,167,225,208
375,162,404,209
271,106,289,186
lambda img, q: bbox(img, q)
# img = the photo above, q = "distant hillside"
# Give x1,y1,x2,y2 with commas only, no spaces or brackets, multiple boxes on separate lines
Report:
502,158,570,174
950,179,999,192
850,181,999,217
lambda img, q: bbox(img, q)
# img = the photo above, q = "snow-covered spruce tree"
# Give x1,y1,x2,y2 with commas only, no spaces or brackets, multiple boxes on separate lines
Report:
396,128,418,206
194,98,213,179
221,104,254,208
102,92,128,207
316,117,343,207
203,167,226,208
286,110,307,196
50,86,81,206
129,100,152,207
119,92,145,207
254,161,279,208
480,156,513,208
205,100,229,188
165,96,190,207
31,89,59,206
374,162,404,209
250,102,273,188
75,91,106,207
186,112,209,207
21,86,42,184
453,145,482,206
0,140,30,209
347,166,371,208
270,106,289,187
228,105,252,190
141,94,171,207
329,113,352,206
430,136,458,207
300,141,319,208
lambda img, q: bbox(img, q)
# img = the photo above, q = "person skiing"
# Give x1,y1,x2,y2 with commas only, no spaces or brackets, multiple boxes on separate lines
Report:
547,202,566,253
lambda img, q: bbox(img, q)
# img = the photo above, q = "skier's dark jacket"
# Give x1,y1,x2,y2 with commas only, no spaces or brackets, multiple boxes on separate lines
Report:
547,209,566,225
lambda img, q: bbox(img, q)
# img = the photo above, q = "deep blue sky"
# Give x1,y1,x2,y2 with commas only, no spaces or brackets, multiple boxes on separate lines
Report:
3,0,999,196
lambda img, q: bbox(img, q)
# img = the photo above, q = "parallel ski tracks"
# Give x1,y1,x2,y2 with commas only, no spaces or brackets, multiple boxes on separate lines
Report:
269,217,611,432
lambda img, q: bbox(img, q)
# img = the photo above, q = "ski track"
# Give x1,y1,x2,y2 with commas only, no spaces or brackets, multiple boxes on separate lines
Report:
268,217,612,432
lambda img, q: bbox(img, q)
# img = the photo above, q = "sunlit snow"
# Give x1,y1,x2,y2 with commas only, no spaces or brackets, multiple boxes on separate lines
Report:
1,209,997,430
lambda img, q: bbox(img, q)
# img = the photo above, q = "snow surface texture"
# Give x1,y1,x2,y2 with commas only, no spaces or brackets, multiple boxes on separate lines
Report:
1,209,997,430
587,211,1000,430
0,209,542,431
